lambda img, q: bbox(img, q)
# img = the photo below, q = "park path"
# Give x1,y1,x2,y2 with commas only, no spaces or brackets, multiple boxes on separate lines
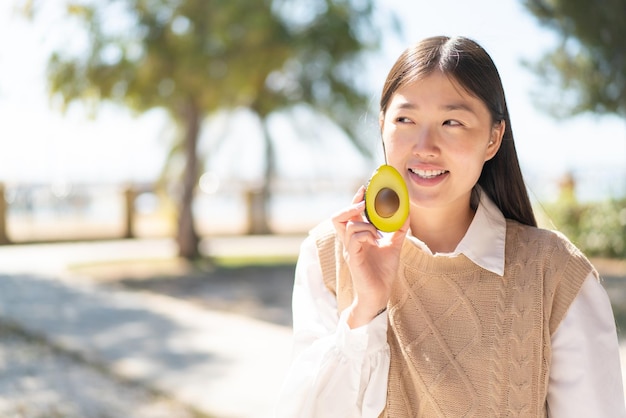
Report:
0,237,302,418
0,237,625,416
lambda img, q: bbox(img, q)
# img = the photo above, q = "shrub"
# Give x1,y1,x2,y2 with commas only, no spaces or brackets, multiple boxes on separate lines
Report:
542,197,626,258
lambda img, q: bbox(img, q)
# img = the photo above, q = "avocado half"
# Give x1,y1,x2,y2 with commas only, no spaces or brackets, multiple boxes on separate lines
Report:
364,164,409,232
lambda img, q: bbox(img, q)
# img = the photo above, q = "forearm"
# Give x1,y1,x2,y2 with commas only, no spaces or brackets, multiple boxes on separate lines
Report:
276,308,389,418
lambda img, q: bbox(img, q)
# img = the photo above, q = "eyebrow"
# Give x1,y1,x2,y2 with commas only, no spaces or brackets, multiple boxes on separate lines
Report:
396,101,477,114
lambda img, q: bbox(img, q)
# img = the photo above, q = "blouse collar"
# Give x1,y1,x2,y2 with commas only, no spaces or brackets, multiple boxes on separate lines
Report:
406,191,506,277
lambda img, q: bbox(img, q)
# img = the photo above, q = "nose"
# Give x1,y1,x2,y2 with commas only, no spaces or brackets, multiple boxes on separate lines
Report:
412,126,439,158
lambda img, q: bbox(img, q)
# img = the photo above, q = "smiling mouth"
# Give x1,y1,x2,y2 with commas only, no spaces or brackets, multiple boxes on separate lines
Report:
409,168,449,179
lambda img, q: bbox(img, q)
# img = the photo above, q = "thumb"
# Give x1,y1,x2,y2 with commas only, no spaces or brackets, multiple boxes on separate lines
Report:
389,216,410,247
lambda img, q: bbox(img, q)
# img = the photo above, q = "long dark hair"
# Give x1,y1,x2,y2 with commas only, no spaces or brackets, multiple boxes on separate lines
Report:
380,36,537,227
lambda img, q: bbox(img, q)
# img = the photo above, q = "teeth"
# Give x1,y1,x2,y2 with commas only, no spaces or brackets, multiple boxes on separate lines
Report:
410,168,447,179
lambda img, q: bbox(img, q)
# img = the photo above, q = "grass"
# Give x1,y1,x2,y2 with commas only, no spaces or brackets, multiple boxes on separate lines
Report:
67,254,297,282
210,254,298,267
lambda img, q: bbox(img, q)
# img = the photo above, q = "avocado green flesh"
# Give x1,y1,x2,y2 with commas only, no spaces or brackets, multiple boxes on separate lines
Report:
364,165,409,232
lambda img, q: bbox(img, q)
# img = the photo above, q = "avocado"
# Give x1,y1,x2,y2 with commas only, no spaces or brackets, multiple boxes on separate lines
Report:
364,165,409,232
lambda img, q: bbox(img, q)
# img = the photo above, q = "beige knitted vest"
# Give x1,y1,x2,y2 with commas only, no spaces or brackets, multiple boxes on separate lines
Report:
311,219,596,417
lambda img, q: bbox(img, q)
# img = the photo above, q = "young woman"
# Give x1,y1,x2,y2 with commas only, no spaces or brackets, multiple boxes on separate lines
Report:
276,36,625,417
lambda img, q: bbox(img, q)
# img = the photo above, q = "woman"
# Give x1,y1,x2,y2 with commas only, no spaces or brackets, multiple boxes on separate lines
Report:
276,36,625,417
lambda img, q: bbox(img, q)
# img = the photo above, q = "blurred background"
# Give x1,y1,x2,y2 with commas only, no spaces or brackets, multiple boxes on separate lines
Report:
1,0,625,250
0,0,625,417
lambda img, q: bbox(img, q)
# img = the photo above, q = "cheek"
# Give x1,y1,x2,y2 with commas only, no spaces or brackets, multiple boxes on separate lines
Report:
382,136,411,167
382,126,412,151
447,143,487,171
460,151,489,181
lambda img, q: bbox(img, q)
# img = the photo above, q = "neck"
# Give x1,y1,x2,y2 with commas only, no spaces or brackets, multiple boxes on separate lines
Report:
409,201,475,254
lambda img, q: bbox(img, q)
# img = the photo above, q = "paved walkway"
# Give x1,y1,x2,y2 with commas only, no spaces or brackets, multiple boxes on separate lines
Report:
0,237,304,418
1,237,625,416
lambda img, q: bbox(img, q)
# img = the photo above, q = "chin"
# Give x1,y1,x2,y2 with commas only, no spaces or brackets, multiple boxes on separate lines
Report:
408,192,441,210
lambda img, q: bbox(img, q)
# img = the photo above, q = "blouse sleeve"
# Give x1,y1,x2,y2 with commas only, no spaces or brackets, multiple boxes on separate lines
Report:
548,273,626,417
275,236,390,418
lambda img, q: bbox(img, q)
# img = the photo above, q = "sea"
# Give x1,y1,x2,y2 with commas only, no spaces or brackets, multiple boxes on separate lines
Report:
3,164,625,242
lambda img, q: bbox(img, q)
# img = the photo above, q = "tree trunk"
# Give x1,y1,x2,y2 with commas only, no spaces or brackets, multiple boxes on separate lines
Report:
247,117,273,235
0,183,10,245
123,186,136,239
176,99,201,258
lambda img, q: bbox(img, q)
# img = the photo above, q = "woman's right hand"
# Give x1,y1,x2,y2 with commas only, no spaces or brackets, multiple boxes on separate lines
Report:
331,186,409,328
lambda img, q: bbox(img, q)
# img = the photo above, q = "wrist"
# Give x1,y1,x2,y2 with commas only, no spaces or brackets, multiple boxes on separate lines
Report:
373,306,388,317
346,299,388,329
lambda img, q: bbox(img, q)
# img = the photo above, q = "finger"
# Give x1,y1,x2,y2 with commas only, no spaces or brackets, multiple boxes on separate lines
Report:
345,222,378,256
345,217,379,238
351,185,366,204
332,186,368,243
333,186,366,227
332,200,366,229
389,216,411,246
336,216,376,247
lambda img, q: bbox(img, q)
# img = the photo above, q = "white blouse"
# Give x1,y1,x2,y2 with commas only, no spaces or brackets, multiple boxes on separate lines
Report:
276,195,626,418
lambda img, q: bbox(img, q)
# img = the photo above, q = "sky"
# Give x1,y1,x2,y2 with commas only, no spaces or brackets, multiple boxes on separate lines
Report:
1,0,625,201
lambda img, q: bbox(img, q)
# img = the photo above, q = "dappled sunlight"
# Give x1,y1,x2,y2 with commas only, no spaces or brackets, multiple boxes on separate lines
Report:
0,269,291,417
1,0,625,415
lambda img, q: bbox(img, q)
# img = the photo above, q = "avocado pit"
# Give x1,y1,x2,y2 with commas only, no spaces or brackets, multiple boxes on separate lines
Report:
374,187,400,218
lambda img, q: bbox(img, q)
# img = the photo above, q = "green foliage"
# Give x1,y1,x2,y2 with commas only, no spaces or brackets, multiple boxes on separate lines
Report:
544,195,626,258
44,0,292,118
21,0,387,256
35,0,382,145
521,0,626,118
523,2,626,260
253,0,384,156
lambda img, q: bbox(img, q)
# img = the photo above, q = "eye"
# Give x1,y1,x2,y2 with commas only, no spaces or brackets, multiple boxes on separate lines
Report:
443,119,462,127
396,116,413,124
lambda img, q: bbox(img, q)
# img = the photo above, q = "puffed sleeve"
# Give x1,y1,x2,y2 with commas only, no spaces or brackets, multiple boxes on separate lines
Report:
547,274,626,417
275,236,390,418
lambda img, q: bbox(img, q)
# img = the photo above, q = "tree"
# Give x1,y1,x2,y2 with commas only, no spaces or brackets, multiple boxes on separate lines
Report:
20,0,385,256
521,0,626,118
245,0,385,234
22,0,290,257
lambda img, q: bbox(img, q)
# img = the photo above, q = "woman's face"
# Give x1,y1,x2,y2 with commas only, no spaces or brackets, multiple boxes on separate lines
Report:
380,71,504,212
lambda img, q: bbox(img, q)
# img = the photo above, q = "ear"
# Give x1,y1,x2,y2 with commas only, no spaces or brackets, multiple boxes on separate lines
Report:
485,120,505,161
379,111,385,132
